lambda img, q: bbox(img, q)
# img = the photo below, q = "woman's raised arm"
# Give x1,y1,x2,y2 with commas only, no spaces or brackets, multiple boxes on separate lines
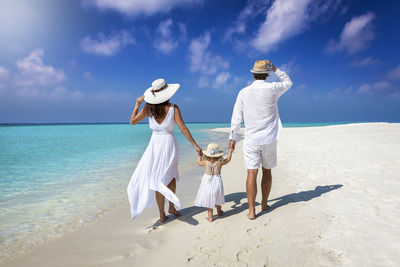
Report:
130,95,148,125
174,104,202,156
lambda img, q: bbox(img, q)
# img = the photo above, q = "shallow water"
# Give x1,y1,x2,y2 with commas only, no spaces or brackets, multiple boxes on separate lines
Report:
0,123,229,261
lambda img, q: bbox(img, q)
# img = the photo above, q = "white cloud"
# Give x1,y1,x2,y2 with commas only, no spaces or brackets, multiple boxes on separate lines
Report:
251,0,311,52
326,12,375,54
387,65,400,80
188,32,229,75
250,0,344,52
326,86,353,98
14,49,66,87
197,76,209,88
213,72,231,88
350,57,380,67
83,0,203,17
0,65,10,91
154,19,185,54
356,81,391,95
224,0,270,41
278,58,297,74
80,30,135,56
188,32,231,89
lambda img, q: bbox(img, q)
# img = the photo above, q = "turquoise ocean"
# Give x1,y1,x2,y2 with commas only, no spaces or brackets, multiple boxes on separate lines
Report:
0,121,362,260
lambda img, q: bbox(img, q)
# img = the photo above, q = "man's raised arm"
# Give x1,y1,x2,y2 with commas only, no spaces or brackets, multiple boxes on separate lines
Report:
265,60,293,97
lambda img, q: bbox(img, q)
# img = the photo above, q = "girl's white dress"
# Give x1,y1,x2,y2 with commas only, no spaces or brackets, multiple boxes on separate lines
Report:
127,104,180,219
195,161,225,209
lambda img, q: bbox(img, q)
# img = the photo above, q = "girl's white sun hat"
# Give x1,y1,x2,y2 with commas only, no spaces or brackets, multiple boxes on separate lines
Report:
144,78,180,104
202,143,224,158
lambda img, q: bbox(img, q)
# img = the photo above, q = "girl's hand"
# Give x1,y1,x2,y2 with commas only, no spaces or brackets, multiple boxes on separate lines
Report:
136,95,145,105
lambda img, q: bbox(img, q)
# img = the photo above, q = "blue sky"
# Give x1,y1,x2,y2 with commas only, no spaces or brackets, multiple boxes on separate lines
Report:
0,0,399,123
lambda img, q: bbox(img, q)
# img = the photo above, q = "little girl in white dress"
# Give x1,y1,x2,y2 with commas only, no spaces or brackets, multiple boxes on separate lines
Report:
195,143,233,222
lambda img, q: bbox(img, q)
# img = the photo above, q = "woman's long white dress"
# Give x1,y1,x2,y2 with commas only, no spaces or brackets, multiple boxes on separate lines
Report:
127,104,180,219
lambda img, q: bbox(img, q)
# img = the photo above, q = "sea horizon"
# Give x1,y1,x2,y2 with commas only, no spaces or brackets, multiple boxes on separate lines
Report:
1,120,399,127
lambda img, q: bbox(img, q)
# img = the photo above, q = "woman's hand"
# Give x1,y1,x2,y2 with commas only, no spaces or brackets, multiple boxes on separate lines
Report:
136,95,145,106
194,144,203,156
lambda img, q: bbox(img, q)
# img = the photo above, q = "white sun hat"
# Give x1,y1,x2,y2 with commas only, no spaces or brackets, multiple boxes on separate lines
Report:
144,78,180,104
202,143,224,158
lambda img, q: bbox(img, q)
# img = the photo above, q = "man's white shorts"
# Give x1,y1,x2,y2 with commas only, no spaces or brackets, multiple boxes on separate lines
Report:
243,140,277,169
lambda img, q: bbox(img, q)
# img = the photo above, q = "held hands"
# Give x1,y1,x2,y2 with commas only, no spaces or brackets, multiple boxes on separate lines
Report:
194,144,203,157
229,140,236,151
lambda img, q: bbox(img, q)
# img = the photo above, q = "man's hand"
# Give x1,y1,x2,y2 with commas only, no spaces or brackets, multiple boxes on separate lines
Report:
264,60,277,72
229,140,236,151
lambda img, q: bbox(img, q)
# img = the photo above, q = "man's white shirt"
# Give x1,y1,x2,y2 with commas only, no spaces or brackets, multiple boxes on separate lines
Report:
229,68,293,146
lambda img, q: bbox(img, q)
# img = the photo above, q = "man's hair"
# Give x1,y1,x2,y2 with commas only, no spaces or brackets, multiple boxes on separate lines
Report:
253,73,268,80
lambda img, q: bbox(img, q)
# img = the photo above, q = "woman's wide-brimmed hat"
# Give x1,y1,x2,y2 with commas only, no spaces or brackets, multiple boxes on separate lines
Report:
250,60,272,74
144,78,180,104
202,143,224,158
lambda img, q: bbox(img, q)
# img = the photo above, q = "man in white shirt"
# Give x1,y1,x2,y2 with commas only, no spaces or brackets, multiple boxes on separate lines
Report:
229,60,293,220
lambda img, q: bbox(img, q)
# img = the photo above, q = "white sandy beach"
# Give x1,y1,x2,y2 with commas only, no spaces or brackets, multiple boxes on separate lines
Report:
2,123,400,266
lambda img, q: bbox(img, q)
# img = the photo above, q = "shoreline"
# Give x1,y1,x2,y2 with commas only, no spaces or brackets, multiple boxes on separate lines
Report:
2,122,400,266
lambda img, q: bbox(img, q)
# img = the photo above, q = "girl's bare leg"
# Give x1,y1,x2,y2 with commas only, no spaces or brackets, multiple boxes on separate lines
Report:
207,208,213,222
167,178,180,216
216,205,223,216
155,191,168,222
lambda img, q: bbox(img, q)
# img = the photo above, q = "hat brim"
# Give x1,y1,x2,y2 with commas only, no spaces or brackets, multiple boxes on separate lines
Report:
202,150,224,157
144,83,180,104
251,69,270,74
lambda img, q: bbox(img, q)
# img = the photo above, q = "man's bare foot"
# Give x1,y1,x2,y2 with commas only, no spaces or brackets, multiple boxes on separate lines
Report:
217,210,224,216
261,202,270,211
159,213,169,222
208,216,213,222
168,207,181,216
247,213,256,220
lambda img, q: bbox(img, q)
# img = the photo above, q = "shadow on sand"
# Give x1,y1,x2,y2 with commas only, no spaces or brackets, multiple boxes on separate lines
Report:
149,184,343,228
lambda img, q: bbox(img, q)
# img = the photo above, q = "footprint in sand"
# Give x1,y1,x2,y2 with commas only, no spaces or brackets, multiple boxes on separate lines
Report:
264,255,280,265
246,226,260,235
256,237,272,249
236,247,252,263
138,238,159,249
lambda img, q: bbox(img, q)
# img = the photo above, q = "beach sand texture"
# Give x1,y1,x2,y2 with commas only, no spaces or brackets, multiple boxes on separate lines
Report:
2,123,400,266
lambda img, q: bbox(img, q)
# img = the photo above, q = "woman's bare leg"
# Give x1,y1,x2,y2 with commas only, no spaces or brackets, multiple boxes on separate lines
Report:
216,205,223,216
167,178,180,216
155,191,168,222
207,208,213,222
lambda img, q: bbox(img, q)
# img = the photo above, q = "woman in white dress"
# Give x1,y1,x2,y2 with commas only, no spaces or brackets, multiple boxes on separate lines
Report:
127,78,202,222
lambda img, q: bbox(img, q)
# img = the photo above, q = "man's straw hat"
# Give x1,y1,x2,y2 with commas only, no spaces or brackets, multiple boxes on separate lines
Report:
144,78,180,104
202,143,224,158
250,60,272,74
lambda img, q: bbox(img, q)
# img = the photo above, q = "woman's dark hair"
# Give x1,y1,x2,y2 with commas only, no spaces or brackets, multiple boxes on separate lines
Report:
145,100,170,119
253,73,269,80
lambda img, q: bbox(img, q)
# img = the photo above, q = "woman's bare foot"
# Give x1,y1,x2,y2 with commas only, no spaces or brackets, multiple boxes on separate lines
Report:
216,206,223,216
247,213,256,220
207,208,213,222
261,202,270,211
168,207,181,216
